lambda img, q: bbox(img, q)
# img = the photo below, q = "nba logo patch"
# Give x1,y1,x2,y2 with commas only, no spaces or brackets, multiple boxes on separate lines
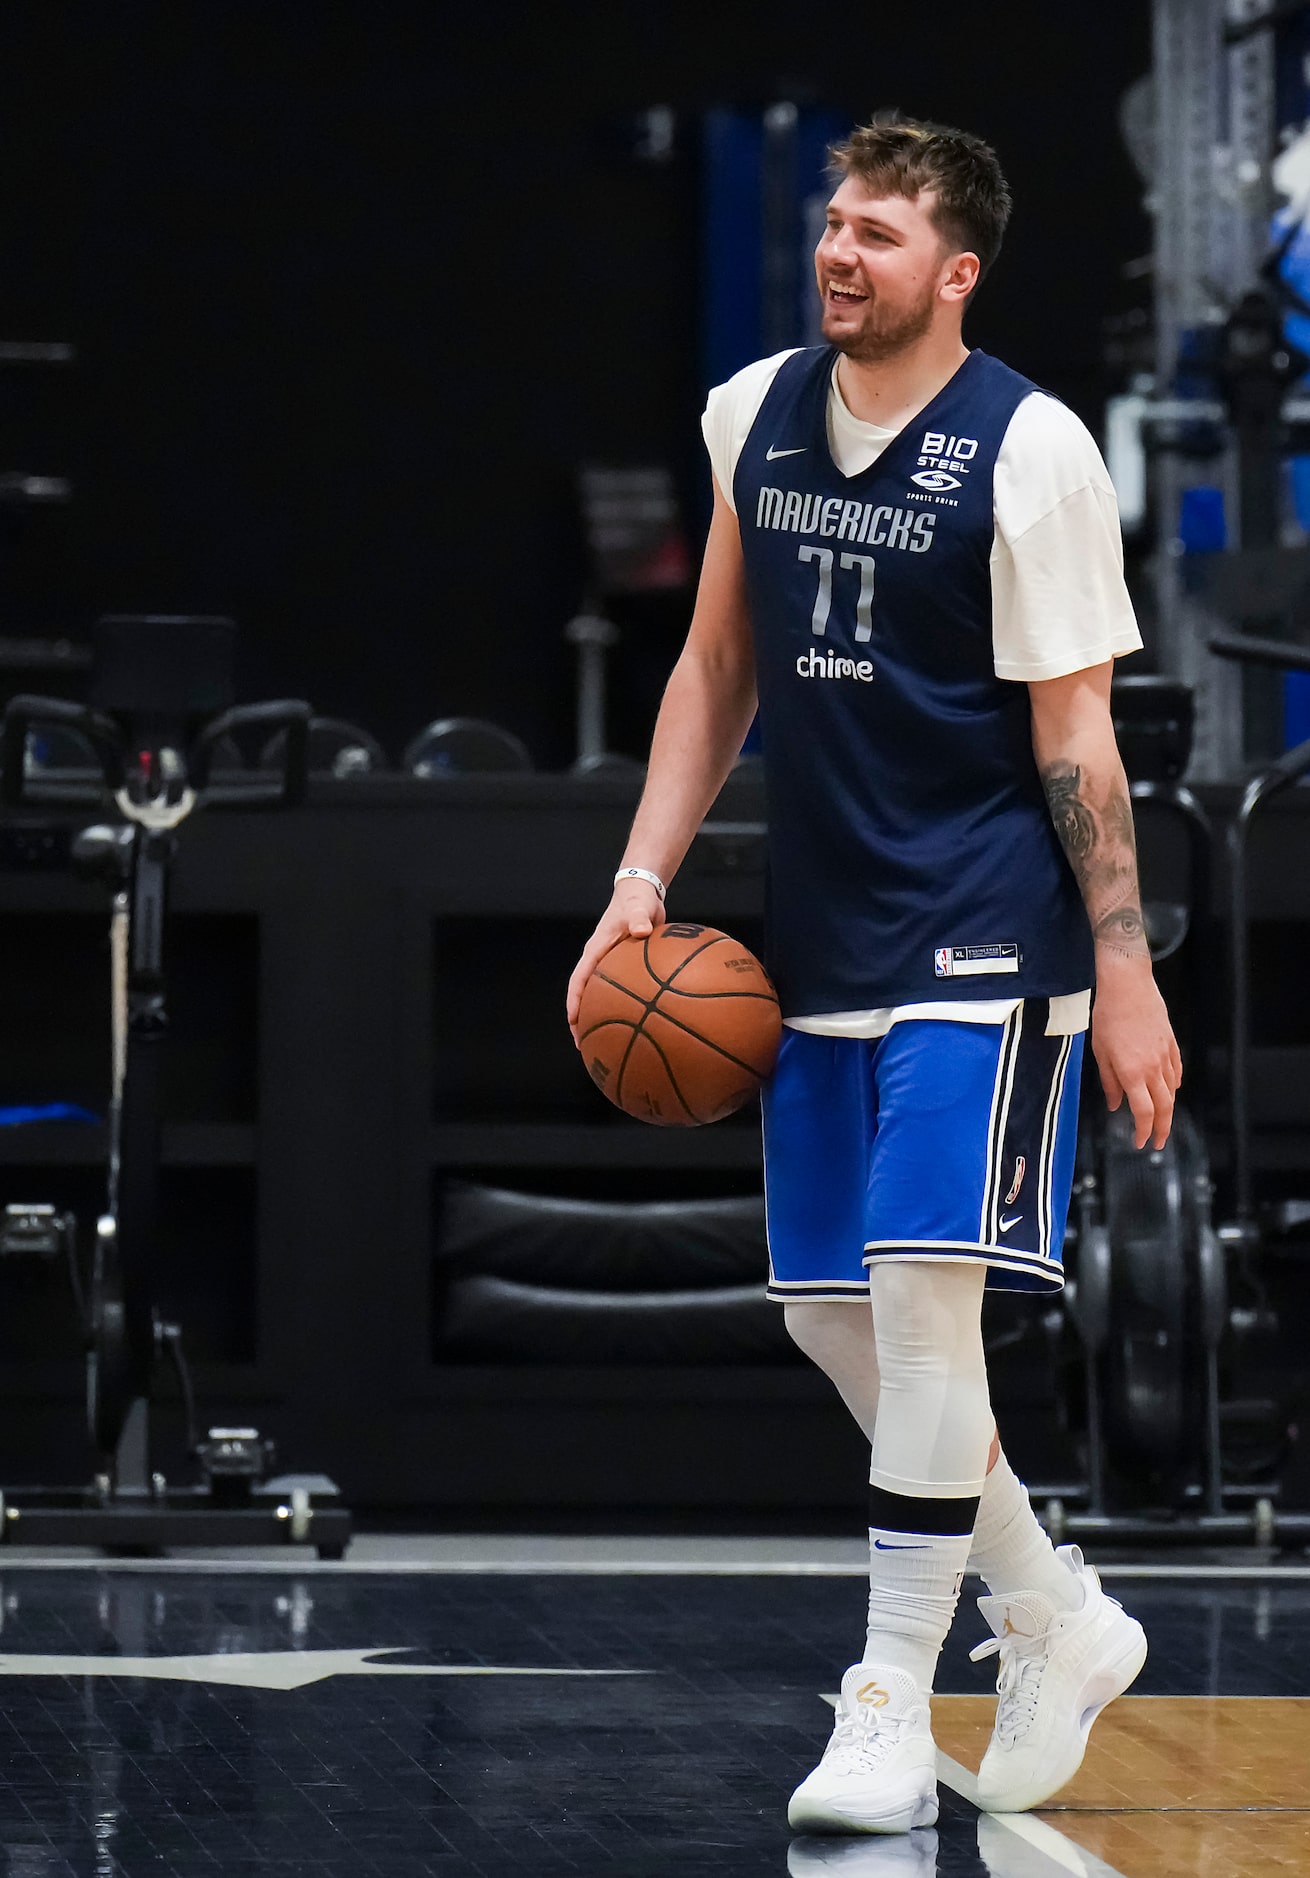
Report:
934,948,951,978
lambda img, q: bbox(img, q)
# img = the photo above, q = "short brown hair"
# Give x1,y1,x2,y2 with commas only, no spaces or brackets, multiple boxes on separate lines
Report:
829,114,1012,279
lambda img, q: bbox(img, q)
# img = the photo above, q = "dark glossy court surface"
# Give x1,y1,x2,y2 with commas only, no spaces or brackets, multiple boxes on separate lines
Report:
0,1562,1303,1876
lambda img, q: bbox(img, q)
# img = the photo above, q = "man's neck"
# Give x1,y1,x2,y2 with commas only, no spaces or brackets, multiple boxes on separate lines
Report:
834,333,970,433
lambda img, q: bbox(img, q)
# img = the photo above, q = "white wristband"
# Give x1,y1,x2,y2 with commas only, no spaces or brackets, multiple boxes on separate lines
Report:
614,866,667,902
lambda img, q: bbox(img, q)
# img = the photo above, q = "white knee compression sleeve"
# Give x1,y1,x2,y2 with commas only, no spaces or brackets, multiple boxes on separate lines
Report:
867,1260,993,1499
789,1271,995,1692
782,1300,880,1441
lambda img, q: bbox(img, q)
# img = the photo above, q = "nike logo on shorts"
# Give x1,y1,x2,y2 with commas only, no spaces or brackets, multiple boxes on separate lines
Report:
765,444,806,459
999,1214,1023,1233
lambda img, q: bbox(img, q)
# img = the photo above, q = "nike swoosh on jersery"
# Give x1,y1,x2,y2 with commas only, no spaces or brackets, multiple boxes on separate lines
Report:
873,1540,930,1550
765,445,806,459
999,1214,1023,1233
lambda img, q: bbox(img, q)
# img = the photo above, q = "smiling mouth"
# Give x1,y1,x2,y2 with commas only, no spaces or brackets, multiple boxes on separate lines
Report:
826,280,868,308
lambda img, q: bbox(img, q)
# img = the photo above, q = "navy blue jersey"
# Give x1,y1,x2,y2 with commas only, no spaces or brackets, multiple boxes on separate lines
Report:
734,346,1094,1016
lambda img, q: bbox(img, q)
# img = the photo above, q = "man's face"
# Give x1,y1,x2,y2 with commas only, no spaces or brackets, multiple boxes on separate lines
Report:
814,177,967,362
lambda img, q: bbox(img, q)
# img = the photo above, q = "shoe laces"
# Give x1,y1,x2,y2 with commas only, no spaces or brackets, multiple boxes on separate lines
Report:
969,1629,1047,1745
825,1702,909,1775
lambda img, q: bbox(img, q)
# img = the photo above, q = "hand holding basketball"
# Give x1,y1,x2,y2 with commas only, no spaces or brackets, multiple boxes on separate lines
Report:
576,923,781,1126
566,877,665,1042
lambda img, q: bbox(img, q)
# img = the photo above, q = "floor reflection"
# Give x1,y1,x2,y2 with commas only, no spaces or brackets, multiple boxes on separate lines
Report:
0,1569,1298,1876
789,1829,941,1871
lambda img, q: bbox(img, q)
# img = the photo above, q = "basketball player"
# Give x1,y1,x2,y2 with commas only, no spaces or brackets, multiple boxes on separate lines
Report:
567,116,1179,1835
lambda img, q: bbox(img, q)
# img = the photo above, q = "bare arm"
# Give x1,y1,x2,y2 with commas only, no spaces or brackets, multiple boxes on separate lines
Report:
1029,662,1182,1148
566,479,758,1038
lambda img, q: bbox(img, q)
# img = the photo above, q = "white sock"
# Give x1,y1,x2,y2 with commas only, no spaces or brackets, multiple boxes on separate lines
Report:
864,1521,974,1692
967,1451,1081,1610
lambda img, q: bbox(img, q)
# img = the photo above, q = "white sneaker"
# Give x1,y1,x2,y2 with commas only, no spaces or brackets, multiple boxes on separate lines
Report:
788,1663,939,1836
970,1544,1147,1812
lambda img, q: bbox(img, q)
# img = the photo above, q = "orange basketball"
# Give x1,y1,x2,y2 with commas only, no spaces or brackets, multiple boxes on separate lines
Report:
578,922,782,1126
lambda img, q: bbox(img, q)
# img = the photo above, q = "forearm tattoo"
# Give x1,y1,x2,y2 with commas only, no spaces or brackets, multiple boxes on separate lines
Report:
1040,760,1150,959
1042,766,1096,863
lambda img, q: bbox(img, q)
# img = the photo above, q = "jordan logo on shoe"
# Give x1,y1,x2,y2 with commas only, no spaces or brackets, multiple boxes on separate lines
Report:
855,1681,891,1707
1002,1614,1020,1636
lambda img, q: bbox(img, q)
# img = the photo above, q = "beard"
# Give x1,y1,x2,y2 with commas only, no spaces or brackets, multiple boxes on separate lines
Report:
824,282,937,363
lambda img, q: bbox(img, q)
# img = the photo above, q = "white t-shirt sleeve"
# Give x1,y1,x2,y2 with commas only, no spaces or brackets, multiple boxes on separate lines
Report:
700,349,800,510
990,393,1144,682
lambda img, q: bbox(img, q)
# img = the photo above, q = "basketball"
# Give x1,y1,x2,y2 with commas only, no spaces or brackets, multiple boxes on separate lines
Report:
578,922,782,1126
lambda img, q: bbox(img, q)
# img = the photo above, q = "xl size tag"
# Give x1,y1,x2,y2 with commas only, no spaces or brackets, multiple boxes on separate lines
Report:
933,943,1020,978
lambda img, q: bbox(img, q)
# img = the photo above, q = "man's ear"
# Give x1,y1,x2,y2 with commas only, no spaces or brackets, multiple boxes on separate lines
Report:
941,250,981,304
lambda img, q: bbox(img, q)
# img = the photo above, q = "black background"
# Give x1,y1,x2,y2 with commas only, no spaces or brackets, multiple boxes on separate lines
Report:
0,0,1152,765
6,7,1310,1524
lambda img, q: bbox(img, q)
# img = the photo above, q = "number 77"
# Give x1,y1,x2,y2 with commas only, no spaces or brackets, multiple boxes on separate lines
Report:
796,546,876,642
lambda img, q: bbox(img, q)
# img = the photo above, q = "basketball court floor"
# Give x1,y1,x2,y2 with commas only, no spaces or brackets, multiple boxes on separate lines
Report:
0,1541,1302,1876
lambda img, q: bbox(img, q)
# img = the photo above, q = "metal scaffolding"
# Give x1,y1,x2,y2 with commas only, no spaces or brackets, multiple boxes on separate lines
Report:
1151,0,1276,778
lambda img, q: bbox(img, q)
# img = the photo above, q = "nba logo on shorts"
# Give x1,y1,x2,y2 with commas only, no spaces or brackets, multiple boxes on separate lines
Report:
934,948,951,978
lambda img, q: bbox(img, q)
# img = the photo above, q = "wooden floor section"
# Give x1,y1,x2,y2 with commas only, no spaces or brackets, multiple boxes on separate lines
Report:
935,1693,1310,1875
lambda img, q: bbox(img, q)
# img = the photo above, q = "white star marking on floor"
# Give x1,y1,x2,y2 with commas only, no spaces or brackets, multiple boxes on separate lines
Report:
0,1648,645,1691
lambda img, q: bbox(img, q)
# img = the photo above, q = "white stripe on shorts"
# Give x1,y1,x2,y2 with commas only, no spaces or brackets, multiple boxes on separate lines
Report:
978,1007,1022,1245
1037,1031,1074,1260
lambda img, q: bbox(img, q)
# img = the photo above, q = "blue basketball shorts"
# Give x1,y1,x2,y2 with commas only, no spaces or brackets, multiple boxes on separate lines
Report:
761,1002,1084,1299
